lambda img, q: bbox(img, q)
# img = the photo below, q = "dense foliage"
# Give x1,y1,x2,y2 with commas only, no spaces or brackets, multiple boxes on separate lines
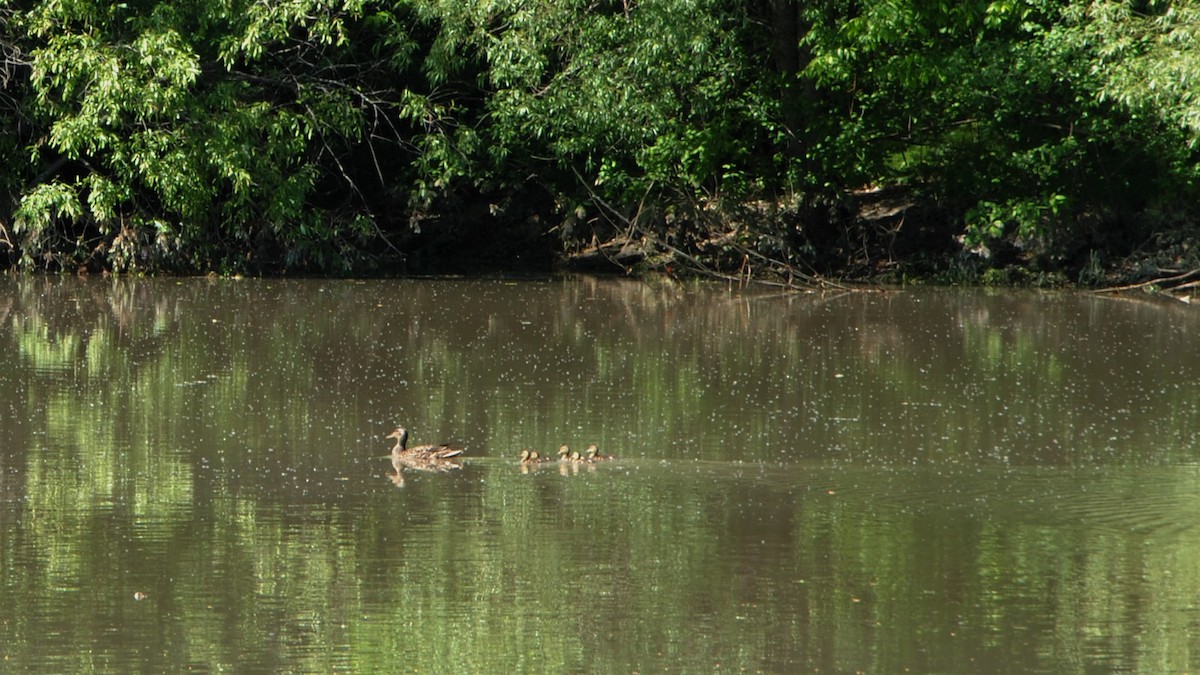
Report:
1,0,1199,279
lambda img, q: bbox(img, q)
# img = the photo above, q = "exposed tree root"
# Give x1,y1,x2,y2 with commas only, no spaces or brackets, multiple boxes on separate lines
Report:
1093,268,1200,302
568,170,854,291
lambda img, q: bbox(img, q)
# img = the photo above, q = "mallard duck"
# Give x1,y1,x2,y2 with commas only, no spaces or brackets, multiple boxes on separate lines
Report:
584,444,615,461
387,427,464,465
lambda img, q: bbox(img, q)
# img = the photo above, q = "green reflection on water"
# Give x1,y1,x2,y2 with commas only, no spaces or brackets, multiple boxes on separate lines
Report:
2,277,1200,672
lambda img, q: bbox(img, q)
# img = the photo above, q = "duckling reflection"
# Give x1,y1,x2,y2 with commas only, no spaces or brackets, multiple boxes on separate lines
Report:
559,456,595,476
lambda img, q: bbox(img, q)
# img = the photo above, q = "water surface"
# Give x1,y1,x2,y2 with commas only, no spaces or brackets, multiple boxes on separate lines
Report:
1,277,1199,672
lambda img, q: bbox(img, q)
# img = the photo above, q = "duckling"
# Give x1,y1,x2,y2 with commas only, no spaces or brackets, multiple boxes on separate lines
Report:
584,444,615,462
557,445,592,463
520,449,553,465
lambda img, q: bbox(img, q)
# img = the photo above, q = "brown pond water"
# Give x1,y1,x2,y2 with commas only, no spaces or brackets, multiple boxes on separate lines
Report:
1,276,1199,672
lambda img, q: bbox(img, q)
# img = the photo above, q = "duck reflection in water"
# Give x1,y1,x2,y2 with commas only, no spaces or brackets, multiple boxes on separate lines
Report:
388,460,462,488
385,427,464,487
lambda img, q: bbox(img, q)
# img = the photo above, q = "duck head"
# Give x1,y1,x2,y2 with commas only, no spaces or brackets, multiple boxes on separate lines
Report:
387,427,409,450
